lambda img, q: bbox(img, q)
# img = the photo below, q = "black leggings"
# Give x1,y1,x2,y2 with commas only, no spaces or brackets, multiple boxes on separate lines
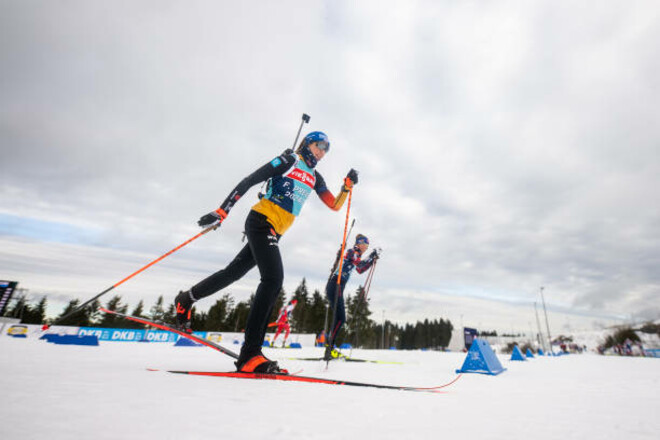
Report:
191,210,283,360
325,275,347,347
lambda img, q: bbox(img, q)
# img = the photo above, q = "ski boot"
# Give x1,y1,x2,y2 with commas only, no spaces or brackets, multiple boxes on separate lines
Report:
323,344,342,361
235,352,287,374
174,290,195,333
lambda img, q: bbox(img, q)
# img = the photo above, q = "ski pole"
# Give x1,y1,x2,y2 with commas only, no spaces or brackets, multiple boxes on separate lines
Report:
327,219,355,282
327,188,353,362
363,257,378,300
344,219,356,263
350,260,377,351
46,223,220,328
322,218,354,338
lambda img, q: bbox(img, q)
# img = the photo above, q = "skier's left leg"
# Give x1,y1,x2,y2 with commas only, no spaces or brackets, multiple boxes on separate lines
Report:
282,324,291,347
272,325,283,346
325,281,347,360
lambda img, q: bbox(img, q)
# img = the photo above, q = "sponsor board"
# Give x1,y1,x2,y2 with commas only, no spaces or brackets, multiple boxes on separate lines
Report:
7,324,28,336
78,327,208,342
206,332,223,343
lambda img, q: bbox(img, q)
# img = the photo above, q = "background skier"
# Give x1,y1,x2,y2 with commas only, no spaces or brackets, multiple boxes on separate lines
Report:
270,299,297,348
325,234,380,360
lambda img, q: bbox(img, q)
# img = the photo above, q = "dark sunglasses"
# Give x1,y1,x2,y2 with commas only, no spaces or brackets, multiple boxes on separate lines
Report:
314,140,330,152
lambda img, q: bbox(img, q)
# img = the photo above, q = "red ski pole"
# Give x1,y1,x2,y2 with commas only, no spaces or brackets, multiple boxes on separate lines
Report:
335,189,353,289
327,188,353,357
363,258,378,300
45,224,220,329
350,258,378,350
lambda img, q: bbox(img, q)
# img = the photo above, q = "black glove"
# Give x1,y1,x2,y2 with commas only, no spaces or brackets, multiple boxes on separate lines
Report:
369,247,382,260
197,209,227,227
347,169,359,185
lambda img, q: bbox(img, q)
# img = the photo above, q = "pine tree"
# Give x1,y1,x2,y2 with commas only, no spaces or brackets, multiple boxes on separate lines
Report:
438,318,454,349
55,299,81,326
87,300,101,326
149,295,166,322
269,288,286,325
227,299,251,332
414,322,424,349
345,286,375,348
403,323,414,349
55,298,98,327
194,310,207,329
20,296,48,324
290,279,310,332
388,321,398,348
99,296,129,328
131,300,145,318
306,289,328,336
163,303,175,325
125,300,146,329
6,294,28,319
423,318,431,348
35,296,47,324
203,293,235,331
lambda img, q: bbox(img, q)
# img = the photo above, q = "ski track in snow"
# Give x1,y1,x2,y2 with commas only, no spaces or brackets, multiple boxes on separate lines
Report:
1,337,658,440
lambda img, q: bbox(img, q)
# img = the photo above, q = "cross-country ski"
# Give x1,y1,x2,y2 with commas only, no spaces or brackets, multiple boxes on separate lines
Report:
165,370,461,393
286,355,404,365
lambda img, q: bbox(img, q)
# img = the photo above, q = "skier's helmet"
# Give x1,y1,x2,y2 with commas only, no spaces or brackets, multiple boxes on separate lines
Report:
355,234,369,246
303,131,330,152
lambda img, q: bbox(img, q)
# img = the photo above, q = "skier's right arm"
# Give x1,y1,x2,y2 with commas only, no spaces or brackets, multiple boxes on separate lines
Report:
315,169,359,212
197,151,296,227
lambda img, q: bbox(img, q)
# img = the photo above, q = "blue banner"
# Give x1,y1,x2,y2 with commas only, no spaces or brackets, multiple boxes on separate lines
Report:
78,327,207,342
463,327,478,350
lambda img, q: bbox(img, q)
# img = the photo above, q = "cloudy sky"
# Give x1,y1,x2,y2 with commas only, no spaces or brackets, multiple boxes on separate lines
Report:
1,1,659,335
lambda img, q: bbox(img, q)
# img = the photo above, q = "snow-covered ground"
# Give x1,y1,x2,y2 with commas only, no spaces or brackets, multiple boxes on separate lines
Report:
1,336,658,440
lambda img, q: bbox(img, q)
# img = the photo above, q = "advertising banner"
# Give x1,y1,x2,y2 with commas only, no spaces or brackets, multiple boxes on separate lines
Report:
78,327,207,342
2,323,315,347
